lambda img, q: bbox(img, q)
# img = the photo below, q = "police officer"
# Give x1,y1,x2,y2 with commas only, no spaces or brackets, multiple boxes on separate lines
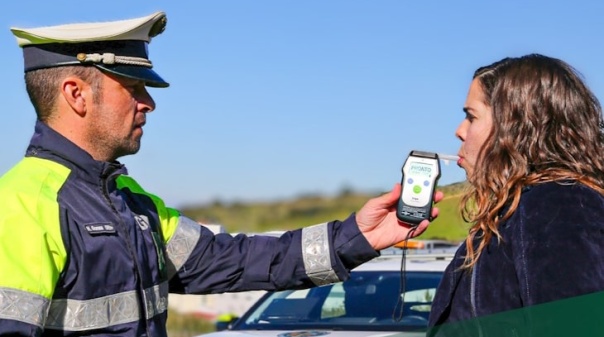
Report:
0,12,442,336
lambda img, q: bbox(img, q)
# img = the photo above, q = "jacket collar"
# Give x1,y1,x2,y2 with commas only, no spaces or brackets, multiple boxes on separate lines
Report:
26,120,127,183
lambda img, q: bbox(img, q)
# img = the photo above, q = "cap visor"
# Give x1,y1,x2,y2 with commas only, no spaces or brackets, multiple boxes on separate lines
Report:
95,64,169,88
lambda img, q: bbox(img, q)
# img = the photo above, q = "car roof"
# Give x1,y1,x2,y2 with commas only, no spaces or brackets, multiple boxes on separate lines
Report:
242,232,458,273
351,248,455,272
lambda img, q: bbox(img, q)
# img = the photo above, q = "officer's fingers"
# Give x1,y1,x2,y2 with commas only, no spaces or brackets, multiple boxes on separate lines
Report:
431,206,440,219
433,191,444,203
410,221,429,237
382,183,402,206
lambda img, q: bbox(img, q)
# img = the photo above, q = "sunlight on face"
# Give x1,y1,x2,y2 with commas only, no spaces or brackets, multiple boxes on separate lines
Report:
87,73,155,161
455,78,493,181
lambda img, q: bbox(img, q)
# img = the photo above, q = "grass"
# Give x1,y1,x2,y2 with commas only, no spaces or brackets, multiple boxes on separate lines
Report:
180,181,472,241
166,309,215,337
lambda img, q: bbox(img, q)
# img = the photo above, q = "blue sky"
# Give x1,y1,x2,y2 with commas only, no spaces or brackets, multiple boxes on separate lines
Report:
1,1,603,207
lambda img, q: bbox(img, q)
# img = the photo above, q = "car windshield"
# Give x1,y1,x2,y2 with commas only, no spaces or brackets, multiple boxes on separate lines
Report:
232,271,442,332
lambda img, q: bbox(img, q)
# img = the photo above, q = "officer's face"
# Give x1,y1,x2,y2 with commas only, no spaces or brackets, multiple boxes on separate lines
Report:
89,72,155,160
455,78,493,182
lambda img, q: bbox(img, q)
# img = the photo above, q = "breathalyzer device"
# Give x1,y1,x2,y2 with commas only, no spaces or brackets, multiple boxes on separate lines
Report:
396,150,441,226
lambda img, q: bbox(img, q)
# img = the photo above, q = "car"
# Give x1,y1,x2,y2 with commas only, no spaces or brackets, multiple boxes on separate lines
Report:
196,246,454,337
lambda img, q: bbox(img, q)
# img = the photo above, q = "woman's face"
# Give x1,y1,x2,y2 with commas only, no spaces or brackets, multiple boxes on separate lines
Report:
455,78,493,180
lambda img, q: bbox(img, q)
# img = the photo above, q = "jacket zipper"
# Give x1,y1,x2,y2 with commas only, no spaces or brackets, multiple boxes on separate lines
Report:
101,170,151,336
470,264,484,337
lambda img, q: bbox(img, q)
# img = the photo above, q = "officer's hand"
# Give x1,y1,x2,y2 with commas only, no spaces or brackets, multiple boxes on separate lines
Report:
355,183,443,251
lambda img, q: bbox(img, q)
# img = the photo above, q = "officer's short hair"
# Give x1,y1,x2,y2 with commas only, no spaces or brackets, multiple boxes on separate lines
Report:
25,66,103,122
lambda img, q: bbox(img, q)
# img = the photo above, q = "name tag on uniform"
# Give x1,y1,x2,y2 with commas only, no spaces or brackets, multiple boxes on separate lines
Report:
85,223,117,235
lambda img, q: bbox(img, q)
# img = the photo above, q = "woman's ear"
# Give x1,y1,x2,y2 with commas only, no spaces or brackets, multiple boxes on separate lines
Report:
60,76,89,117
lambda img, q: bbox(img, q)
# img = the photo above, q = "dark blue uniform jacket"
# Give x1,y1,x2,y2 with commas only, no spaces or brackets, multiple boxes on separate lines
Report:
0,121,378,336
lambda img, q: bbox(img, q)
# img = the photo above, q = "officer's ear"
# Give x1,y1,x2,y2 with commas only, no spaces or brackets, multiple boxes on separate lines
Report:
60,76,91,117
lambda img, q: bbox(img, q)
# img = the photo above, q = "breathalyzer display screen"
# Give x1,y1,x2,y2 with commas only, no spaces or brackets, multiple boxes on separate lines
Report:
408,161,433,177
401,159,437,208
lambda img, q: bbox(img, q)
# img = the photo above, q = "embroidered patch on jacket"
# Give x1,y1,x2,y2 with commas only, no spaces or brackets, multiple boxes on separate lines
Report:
135,214,150,230
84,223,117,235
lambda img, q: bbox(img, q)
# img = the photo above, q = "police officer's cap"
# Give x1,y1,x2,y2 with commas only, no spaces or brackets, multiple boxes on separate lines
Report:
11,11,169,88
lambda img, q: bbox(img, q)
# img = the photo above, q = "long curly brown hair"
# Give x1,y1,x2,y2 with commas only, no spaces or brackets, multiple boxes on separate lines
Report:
461,54,604,268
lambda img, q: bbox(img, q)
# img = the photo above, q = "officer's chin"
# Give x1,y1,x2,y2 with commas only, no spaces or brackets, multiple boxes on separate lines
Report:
114,143,142,160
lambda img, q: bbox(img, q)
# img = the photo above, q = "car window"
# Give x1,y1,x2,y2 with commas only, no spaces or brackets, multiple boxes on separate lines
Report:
235,271,442,332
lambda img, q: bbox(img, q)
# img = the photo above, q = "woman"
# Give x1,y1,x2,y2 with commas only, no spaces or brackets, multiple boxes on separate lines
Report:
428,54,604,336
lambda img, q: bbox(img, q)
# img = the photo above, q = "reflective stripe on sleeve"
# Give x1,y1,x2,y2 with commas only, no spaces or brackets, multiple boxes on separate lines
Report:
0,287,50,328
165,216,202,279
301,223,340,286
45,282,168,331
